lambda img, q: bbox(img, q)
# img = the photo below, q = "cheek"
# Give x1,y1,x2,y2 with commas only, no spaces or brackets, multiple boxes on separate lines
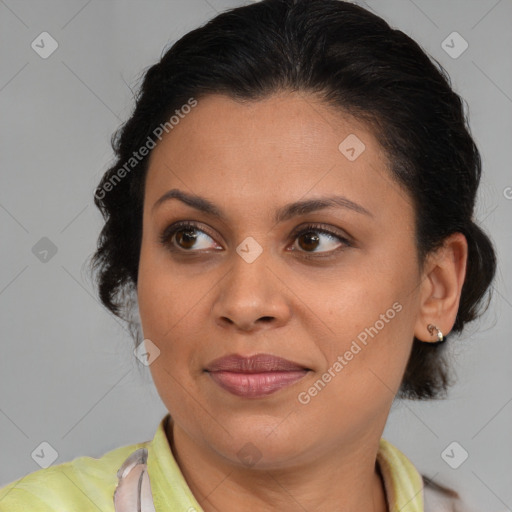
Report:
297,303,415,427
137,240,200,339
312,254,419,391
137,243,213,382
137,254,202,411
137,246,168,339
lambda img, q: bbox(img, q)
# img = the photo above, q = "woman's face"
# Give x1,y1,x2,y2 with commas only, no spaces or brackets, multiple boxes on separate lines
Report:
137,92,423,468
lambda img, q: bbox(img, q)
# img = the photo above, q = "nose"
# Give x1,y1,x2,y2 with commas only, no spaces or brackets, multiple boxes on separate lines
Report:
211,247,292,332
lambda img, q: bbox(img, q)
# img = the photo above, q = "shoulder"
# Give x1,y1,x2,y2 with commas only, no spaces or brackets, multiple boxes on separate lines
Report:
422,474,479,512
0,440,148,512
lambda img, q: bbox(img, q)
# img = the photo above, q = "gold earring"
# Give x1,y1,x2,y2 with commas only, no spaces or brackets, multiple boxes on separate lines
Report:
427,324,444,343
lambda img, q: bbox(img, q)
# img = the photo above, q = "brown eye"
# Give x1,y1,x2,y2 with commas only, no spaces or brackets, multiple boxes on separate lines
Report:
297,231,321,251
290,224,352,256
159,222,220,252
175,228,199,250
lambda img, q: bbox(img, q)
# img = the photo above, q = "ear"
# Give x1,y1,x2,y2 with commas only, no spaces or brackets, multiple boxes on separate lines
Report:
414,233,468,342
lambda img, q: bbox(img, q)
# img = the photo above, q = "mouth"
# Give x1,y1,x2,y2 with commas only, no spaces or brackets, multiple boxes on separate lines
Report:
204,353,311,398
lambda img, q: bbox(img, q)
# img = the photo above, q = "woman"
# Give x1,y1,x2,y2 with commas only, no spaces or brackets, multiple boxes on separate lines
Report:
0,0,496,511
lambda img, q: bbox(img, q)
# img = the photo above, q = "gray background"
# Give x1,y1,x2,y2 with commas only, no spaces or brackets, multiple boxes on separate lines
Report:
1,0,511,510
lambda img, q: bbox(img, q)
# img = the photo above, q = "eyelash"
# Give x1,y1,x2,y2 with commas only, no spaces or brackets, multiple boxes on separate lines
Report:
158,221,353,259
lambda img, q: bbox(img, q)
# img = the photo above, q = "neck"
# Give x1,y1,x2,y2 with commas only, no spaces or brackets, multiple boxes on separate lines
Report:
166,418,389,512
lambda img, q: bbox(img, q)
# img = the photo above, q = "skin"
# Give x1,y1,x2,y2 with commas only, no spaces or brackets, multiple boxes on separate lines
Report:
137,91,468,512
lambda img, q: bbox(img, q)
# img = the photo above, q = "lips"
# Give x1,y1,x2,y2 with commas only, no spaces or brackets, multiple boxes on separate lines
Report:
205,353,310,398
205,353,309,373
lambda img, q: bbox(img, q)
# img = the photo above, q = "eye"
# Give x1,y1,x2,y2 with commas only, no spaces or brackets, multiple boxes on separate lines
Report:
159,221,221,252
159,221,352,257
288,223,352,257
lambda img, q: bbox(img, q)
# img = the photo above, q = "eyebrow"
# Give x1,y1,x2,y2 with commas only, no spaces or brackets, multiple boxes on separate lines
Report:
152,188,372,222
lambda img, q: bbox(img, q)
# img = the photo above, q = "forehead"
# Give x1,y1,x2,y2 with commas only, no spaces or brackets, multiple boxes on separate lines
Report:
144,92,412,224
148,91,381,166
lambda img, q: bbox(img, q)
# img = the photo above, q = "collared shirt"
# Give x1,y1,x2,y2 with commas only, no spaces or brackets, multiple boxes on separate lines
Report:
0,414,470,511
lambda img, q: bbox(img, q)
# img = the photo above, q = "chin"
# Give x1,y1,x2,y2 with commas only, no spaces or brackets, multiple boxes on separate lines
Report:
209,421,312,470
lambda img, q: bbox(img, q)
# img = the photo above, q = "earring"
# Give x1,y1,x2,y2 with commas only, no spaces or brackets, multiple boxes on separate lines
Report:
426,324,445,343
